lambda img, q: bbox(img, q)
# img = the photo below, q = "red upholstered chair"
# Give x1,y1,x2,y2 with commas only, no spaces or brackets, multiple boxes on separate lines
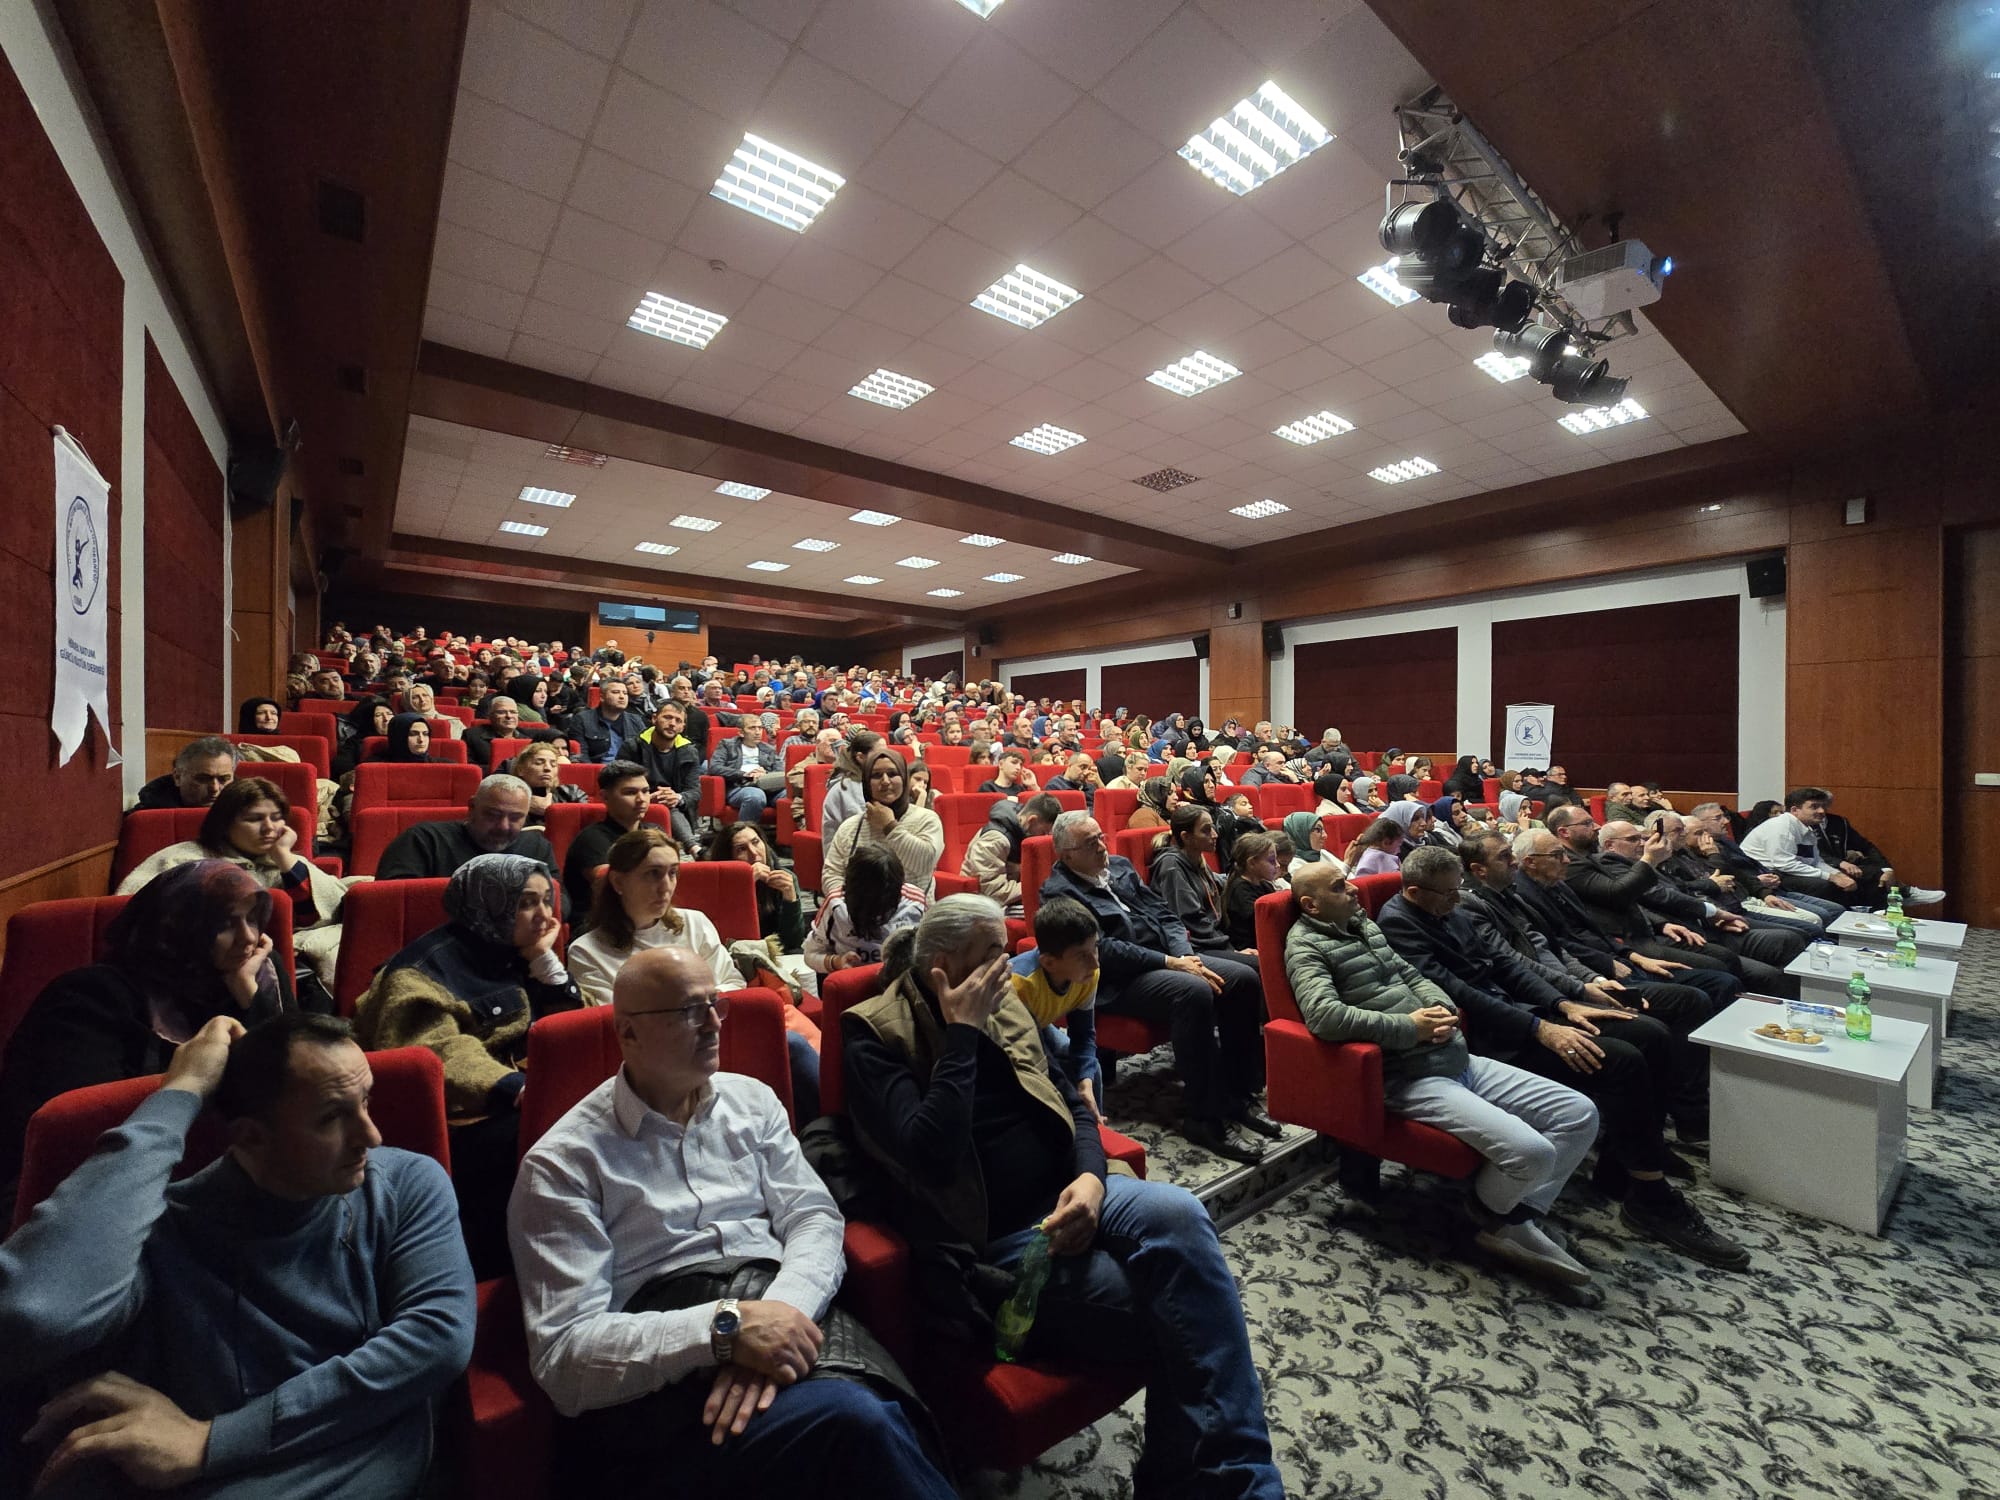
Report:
1355,751,1381,772
1322,812,1374,853
10,1045,449,1231
350,808,460,878
541,802,669,875
1589,795,1608,822
1353,871,1403,919
225,754,321,821
1417,779,1443,802
112,806,316,889
1094,787,1138,838
297,697,348,719
333,879,450,1015
1253,890,1478,1193
936,791,1007,878
793,762,833,893
1017,834,1056,929
233,732,332,779
278,712,339,763
698,775,737,830
924,745,970,768
1483,777,1502,805
1262,781,1314,818
673,860,760,944
361,736,471,764
350,762,482,815
1110,826,1157,875
482,736,532,772
1026,788,1084,814
555,762,600,793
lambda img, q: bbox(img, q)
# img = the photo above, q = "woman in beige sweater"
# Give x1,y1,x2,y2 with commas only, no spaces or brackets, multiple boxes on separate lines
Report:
821,747,945,898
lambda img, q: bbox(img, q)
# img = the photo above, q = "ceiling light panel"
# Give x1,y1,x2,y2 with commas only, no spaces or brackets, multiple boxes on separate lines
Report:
1357,261,1421,307
971,264,1083,329
848,369,934,408
746,560,790,572
845,574,883,585
954,0,1005,14
1557,398,1650,434
1367,457,1441,484
634,542,680,555
1230,498,1291,519
1050,552,1092,565
1179,80,1332,197
1011,423,1087,455
518,486,575,507
715,481,771,500
983,571,1024,583
850,510,900,526
711,132,845,234
498,520,548,536
960,534,1005,547
670,514,722,531
627,292,729,349
1146,350,1241,396
896,556,940,569
1475,352,1532,383
927,588,964,598
1272,410,1354,445
792,538,840,551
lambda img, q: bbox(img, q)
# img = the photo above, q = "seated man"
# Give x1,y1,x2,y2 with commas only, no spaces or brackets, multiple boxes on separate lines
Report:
560,760,653,929
708,719,784,823
961,792,1062,916
636,703,701,847
1812,791,1942,904
1740,786,1944,907
1538,765,1585,813
308,668,346,703
568,678,649,765
1043,752,1101,810
1682,802,1846,927
1238,749,1300,788
133,736,240,812
374,773,556,881
1649,811,1821,938
1304,727,1355,776
979,746,1038,795
1379,847,1747,1269
1039,812,1274,1163
464,695,562,771
0,1014,474,1498
510,950,954,1498
1286,862,1598,1289
841,898,1283,1499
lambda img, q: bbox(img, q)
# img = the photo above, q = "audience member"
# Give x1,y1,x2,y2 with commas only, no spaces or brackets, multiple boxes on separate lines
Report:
569,827,744,1005
709,719,785,823
465,696,562,771
822,729,884,845
1008,895,1104,1119
1740,786,1943,906
961,792,1062,915
374,774,555,882
805,842,927,976
1128,776,1172,830
702,822,806,953
559,761,651,929
569,679,649,765
1442,756,1485,801
1149,803,1254,961
636,701,701,846
822,749,945,899
235,696,284,734
133,735,238,811
1222,831,1285,951
1343,815,1406,877
512,741,588,827
403,681,465,741
1683,801,1845,926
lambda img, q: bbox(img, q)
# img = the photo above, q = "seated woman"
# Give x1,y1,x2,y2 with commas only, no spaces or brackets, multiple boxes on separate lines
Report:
805,842,928,976
1380,772,1423,802
331,694,392,778
1380,799,1434,855
568,826,741,1006
1343,816,1407,877
511,673,554,724
822,747,945,898
0,860,288,1207
821,728,885,845
1128,775,1172,830
1148,803,1254,961
1426,796,1467,851
1222,830,1285,952
236,696,284,734
117,774,346,992
1207,745,1239,784
1099,751,1142,790
1313,771,1366,816
403,680,465,740
353,853,580,1274
1443,755,1486,801
1405,756,1435,785
511,740,586,827
904,761,935,810
701,821,807,953
1284,809,1334,881
1175,762,1256,866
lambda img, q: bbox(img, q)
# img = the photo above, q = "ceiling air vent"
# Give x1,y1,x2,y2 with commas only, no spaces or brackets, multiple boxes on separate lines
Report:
1134,467,1199,493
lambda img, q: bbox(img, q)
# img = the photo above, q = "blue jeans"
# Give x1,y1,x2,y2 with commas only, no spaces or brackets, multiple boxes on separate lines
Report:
1040,1006,1102,1102
727,784,768,821
675,1377,954,1500
787,1030,821,1122
989,1176,1282,1500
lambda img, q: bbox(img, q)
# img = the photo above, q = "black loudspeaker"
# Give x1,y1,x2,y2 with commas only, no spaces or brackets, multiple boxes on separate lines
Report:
1262,623,1285,659
227,420,299,513
1747,555,1786,599
977,623,998,646
1192,633,1211,660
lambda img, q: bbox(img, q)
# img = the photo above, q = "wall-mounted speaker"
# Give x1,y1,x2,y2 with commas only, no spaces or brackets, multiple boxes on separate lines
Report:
1192,632,1211,660
977,623,997,646
1746,555,1786,599
1262,623,1285,659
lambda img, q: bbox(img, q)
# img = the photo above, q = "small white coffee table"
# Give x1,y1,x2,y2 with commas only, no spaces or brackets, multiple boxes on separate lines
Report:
1827,910,1967,961
1787,951,1957,1108
1692,997,1924,1235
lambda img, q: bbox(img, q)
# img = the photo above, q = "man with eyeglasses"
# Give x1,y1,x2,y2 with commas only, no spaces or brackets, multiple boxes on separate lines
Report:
510,948,954,1497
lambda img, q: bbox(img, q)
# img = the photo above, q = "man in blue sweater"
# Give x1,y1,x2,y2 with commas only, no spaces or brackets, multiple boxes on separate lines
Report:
0,1013,475,1497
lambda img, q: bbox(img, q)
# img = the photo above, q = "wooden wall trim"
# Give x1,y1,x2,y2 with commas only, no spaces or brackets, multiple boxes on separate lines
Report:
145,726,213,779
0,841,116,967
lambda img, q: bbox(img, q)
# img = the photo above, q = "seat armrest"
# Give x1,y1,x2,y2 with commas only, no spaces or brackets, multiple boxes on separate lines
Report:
841,1219,915,1369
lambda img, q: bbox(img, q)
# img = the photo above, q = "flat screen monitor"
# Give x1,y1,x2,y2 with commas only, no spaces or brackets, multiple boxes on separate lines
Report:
597,602,701,632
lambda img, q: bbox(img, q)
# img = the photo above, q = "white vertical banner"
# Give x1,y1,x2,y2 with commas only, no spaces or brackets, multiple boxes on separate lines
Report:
1502,701,1554,771
52,427,120,767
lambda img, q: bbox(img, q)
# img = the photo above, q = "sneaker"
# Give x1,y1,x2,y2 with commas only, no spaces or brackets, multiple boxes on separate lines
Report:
1906,885,1947,906
1475,1221,1595,1286
1182,1117,1266,1165
1621,1190,1750,1270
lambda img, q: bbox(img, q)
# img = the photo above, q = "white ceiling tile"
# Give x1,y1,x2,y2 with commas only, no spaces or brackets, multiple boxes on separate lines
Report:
1397,360,1493,408
1162,201,1294,285
1224,242,1342,317
1660,398,1735,434
846,274,962,339
745,373,829,413
448,90,585,199
1294,365,1388,411
1458,403,1549,440
1431,384,1537,424
1096,155,1232,248
720,0,820,42
438,165,561,252
431,220,544,295
895,225,1015,301
1153,287,1264,347
1031,214,1153,296
1098,323,1193,378
621,0,790,121
514,298,618,355
1252,342,1350,395
947,172,1084,258
496,0,639,57
732,281,844,343
944,362,1035,407
769,345,864,391
1305,203,1392,276
547,206,668,284
801,0,979,108
910,303,1017,360
597,326,701,382
989,0,1182,90
653,248,763,313
1011,97,1165,212
807,185,941,271
1369,406,1453,444
715,322,808,373
1209,317,1310,372
1093,254,1210,321
985,334,1083,383
1041,355,1132,403
747,52,908,174
590,70,741,191
1240,141,1383,242
1322,308,1433,365
1363,336,1464,389
1675,417,1747,446
914,28,1079,162
1194,0,1354,67
429,267,528,328
768,239,886,309
858,116,1005,221
677,352,772,398
672,194,798,280
423,308,517,359
508,332,600,380
460,4,612,138
808,313,914,366
1093,4,1262,148
564,149,701,244
1187,371,1284,418
893,340,981,389
1341,388,1421,427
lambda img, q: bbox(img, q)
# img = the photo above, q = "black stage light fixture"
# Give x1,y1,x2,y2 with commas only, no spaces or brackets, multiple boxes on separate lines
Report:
1380,197,1535,332
1492,324,1628,405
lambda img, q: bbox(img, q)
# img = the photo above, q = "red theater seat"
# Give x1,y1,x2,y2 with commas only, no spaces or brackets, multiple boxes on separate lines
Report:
350,762,482,814
793,762,832,893
1321,812,1374,854
555,762,600,793
540,802,669,874
1354,872,1402,919
333,878,449,1015
112,806,315,889
1261,781,1314,818
672,860,760,944
1018,834,1056,928
1026,788,1084,813
360,736,470,764
350,807,460,877
1094,787,1138,837
936,791,1006,876
482,736,532,771
231,734,334,786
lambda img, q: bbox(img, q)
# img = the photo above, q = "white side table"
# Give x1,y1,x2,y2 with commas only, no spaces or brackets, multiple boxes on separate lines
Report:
1692,998,1924,1235
1787,952,1957,1108
1827,911,1967,963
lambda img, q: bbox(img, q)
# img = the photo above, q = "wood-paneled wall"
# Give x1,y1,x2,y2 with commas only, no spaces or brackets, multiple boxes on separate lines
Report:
142,334,224,728
1945,525,2000,926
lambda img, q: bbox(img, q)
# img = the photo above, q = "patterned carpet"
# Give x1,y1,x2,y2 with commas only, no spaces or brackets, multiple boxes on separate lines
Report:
977,928,2000,1500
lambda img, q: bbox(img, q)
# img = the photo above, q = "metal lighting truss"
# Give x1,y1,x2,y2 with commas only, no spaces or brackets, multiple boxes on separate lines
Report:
1390,85,1638,352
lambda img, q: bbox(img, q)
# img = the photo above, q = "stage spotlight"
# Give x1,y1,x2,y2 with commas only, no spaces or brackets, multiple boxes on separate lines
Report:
1379,199,1466,258
1381,197,1537,331
1491,323,1568,378
1493,324,1627,405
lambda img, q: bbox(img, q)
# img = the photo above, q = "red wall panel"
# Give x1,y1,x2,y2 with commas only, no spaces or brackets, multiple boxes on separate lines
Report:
0,51,125,882
143,335,223,729
1293,629,1457,754
1100,656,1199,722
910,649,960,681
1010,668,1086,705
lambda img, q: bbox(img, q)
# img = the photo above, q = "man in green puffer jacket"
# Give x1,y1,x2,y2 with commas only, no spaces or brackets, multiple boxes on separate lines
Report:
1285,862,1600,1290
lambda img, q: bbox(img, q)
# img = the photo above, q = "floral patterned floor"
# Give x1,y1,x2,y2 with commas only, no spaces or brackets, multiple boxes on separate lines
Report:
978,928,2000,1500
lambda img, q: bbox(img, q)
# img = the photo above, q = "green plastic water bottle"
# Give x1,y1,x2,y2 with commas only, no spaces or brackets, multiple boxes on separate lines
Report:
1885,886,1904,921
1845,971,1873,1041
1893,920,1919,970
994,1229,1052,1363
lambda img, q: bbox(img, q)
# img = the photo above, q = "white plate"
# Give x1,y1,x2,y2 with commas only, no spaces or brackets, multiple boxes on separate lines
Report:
1749,1026,1830,1051
1848,918,1894,934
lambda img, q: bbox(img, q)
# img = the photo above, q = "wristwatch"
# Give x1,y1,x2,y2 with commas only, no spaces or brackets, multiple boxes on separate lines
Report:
710,1298,741,1364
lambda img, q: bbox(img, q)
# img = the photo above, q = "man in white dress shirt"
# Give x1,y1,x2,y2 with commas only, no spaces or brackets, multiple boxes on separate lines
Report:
508,948,953,1496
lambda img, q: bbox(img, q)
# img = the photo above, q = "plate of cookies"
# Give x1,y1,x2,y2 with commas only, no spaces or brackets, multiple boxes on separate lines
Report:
1751,1021,1828,1050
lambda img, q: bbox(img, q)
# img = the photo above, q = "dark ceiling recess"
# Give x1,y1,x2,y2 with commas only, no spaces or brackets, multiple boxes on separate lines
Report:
316,178,366,242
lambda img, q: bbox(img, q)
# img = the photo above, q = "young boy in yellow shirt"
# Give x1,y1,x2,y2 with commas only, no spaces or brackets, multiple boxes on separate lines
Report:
1008,895,1103,1121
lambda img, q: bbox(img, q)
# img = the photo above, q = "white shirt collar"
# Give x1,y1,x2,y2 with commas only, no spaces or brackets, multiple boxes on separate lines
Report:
611,1066,713,1138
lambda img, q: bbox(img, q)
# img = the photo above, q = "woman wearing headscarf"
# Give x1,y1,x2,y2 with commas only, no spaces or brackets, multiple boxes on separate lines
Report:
1183,717,1211,754
503,672,551,724
822,746,946,898
1426,796,1465,851
1283,809,1334,881
0,861,288,1206
1128,775,1173,830
1381,772,1423,802
403,680,465,740
1176,761,1255,866
1313,772,1367,816
1498,787,1529,827
1348,773,1386,810
331,694,393,779
236,696,284,734
1379,799,1435,854
354,852,580,1273
1443,755,1485,801
821,727,884,846
382,711,436,763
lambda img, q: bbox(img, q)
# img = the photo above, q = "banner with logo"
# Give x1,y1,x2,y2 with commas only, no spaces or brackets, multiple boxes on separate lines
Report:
1502,701,1554,771
52,428,120,767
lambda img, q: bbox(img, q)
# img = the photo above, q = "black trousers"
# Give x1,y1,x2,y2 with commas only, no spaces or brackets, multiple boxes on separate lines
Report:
1781,872,1877,908
1625,981,1725,1123
1101,955,1263,1120
1497,1025,1668,1174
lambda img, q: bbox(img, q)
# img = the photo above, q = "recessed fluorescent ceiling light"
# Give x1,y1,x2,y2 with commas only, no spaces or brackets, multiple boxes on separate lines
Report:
972,264,1083,328
927,588,964,598
1475,352,1532,383
1179,80,1332,196
715,481,771,500
746,560,790,572
1050,552,1092,565
848,369,934,408
1011,423,1087,454
1357,260,1421,307
1272,410,1354,445
954,0,1005,15
711,132,844,234
850,509,899,526
634,542,680,555
518,486,576,507
792,538,839,552
670,514,722,531
960,533,1004,547
627,291,729,349
845,574,883,585
1230,498,1291,519
1146,351,1241,396
498,520,548,536
983,571,1024,583
896,556,940,569
1699,503,1724,513
1558,398,1650,434
1367,457,1440,484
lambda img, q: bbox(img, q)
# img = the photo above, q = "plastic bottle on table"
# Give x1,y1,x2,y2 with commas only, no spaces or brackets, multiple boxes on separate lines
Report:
994,1227,1052,1363
1844,971,1873,1041
1885,886,1904,921
1893,920,1919,970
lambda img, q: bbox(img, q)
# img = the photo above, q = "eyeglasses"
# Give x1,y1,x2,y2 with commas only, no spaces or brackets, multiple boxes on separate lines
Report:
625,994,729,1028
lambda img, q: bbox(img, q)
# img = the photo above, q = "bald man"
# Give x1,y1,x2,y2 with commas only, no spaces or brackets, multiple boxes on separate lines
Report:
509,950,951,1497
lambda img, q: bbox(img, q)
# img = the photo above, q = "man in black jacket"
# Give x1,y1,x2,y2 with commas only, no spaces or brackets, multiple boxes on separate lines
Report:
567,679,649,765
1039,813,1273,1163
374,775,556,882
1379,847,1747,1269
133,736,238,811
559,762,652,929
463,697,563,773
